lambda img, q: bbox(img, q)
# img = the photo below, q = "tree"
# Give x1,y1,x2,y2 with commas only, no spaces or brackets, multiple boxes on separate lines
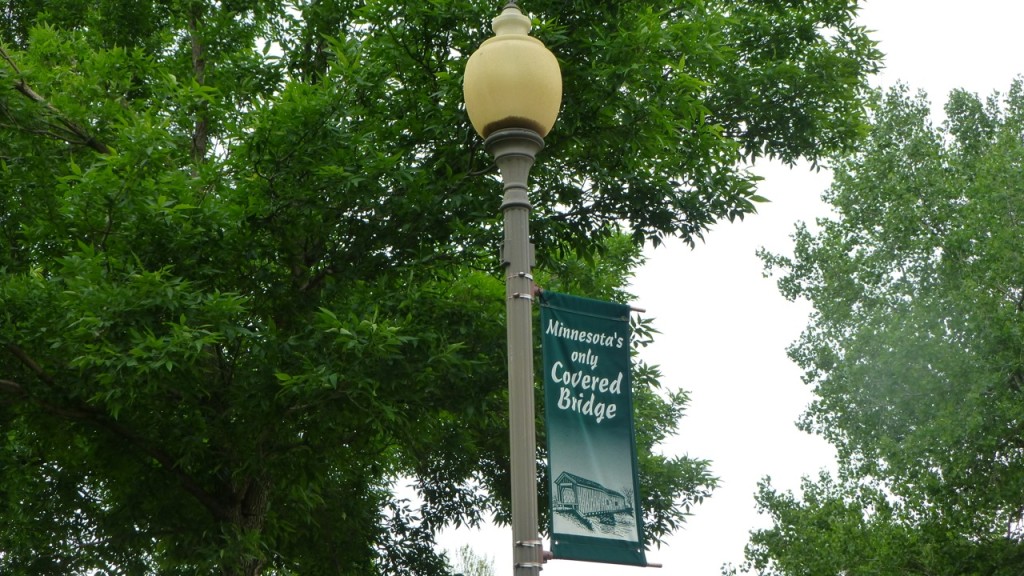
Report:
1,1,880,574
745,81,1024,575
447,544,494,576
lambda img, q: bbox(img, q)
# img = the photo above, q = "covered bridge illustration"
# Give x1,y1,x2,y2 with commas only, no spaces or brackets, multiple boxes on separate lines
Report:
553,471,630,517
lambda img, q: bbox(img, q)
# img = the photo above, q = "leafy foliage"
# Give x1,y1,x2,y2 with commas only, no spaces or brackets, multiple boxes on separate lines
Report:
747,81,1024,575
1,1,879,574
447,544,494,576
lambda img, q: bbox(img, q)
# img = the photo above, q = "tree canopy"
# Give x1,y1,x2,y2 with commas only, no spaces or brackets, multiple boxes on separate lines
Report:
1,1,880,574
746,81,1024,575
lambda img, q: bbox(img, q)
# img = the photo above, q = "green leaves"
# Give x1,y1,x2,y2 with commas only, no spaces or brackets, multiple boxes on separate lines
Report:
1,0,881,573
752,81,1024,575
738,474,920,576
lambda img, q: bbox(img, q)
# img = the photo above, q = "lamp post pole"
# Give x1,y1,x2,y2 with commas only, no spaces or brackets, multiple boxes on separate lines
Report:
462,4,561,575
487,128,545,576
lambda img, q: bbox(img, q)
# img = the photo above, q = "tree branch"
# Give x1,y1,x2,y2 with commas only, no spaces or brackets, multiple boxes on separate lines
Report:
0,378,28,398
298,266,334,293
5,343,55,385
1,344,232,522
70,405,233,521
188,7,209,164
0,44,112,155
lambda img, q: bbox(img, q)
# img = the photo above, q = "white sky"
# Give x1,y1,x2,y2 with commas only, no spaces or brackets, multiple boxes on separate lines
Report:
437,2,1024,574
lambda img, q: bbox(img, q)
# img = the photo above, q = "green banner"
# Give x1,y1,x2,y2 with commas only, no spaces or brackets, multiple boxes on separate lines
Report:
540,290,647,567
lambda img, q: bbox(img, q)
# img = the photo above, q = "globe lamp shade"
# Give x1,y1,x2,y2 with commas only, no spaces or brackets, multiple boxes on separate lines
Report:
463,3,562,138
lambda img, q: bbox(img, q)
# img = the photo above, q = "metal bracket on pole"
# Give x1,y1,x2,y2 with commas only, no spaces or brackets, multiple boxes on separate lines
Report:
509,272,535,301
500,243,536,268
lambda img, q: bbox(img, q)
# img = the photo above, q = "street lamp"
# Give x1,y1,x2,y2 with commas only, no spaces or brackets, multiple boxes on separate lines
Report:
463,3,562,576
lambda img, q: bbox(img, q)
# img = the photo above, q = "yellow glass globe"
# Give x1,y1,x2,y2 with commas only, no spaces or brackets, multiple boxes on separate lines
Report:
463,4,562,138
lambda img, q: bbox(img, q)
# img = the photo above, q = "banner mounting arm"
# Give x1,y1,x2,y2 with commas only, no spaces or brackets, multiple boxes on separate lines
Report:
535,287,647,313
